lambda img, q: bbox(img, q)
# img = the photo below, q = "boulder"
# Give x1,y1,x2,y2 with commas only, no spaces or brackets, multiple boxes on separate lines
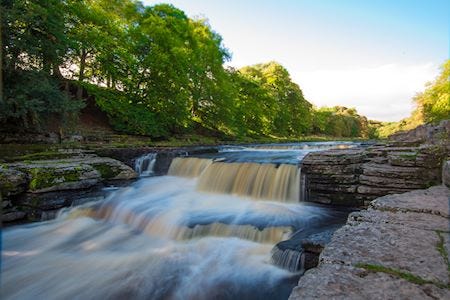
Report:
6,156,137,194
0,167,28,196
13,163,100,193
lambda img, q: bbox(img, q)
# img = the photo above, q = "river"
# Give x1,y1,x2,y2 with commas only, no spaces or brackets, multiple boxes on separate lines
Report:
1,141,358,300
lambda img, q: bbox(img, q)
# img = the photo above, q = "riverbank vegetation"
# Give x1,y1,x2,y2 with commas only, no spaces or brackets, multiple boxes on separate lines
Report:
375,60,450,138
1,1,447,142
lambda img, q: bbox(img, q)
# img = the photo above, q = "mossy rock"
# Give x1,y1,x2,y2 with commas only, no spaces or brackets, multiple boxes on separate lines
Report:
92,163,122,180
28,167,82,191
17,164,100,193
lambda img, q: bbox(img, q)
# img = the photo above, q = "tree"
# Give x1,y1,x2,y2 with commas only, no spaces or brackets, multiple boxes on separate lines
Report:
1,0,83,130
238,62,313,137
414,60,450,124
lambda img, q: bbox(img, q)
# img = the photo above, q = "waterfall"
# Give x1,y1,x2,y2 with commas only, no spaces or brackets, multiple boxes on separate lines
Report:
197,162,300,202
271,246,305,272
167,157,213,177
134,153,157,176
166,223,291,244
166,157,302,202
299,169,307,202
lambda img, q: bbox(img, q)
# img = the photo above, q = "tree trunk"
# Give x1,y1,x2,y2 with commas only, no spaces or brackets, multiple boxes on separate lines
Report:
43,52,51,75
52,63,63,79
76,48,87,100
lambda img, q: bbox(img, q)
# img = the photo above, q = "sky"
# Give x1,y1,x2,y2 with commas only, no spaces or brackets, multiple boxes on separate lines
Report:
143,0,449,121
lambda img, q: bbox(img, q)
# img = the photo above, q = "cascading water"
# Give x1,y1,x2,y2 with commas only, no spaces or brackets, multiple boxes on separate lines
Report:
134,153,157,176
167,157,212,177
2,142,355,300
197,162,300,202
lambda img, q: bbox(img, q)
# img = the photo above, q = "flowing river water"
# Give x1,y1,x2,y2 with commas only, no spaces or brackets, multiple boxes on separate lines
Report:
1,141,358,300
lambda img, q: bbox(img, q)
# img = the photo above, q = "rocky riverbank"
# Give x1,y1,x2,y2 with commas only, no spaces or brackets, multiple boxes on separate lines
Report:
290,121,450,299
302,120,449,206
289,183,450,299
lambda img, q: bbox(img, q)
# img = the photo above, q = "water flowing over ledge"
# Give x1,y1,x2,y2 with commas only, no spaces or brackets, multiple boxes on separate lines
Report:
2,141,357,300
134,153,157,176
167,157,302,202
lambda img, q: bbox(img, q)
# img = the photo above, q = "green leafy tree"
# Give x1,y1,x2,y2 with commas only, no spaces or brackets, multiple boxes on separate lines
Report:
1,0,83,130
414,60,450,124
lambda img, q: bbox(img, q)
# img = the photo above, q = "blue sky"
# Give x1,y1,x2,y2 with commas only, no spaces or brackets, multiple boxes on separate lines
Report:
143,0,449,121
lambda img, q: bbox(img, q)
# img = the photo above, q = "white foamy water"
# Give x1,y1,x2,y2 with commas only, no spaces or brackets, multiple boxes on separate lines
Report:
2,142,357,299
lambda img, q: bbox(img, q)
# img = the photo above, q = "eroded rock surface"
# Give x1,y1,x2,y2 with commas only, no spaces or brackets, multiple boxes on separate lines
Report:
388,119,450,145
302,143,447,206
290,264,450,300
370,185,450,217
289,185,450,299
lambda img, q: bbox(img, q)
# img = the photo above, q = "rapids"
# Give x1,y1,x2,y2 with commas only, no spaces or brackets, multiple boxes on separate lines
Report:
1,142,357,300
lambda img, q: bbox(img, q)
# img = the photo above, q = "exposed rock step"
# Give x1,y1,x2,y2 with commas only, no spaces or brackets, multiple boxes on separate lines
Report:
302,142,447,206
1,155,138,223
289,185,450,299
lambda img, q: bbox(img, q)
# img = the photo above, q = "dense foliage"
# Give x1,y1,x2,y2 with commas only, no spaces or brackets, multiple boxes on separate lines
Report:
1,0,373,139
375,60,450,138
1,0,85,129
312,106,369,138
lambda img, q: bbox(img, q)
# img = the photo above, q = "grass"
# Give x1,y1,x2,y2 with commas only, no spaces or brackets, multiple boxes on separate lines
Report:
398,152,418,159
355,263,430,285
355,263,450,289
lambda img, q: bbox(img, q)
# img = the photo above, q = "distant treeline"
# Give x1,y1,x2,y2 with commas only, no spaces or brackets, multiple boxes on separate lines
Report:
2,0,382,139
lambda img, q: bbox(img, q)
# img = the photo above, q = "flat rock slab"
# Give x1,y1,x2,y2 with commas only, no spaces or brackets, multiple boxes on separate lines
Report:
357,185,412,196
348,209,450,232
320,221,448,283
370,186,450,218
302,149,365,165
359,174,425,189
362,163,425,179
289,264,450,300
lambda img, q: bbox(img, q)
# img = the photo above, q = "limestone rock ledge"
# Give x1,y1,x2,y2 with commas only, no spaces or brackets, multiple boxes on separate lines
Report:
302,144,447,206
1,154,137,223
289,185,450,300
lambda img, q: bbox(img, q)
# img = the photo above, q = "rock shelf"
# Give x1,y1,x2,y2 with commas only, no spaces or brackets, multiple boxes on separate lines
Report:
290,185,450,299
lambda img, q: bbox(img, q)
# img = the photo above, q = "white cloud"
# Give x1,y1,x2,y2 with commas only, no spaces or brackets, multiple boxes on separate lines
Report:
292,63,439,121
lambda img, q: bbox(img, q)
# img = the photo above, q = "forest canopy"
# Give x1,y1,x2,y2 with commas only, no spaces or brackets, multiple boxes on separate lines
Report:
1,0,422,140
